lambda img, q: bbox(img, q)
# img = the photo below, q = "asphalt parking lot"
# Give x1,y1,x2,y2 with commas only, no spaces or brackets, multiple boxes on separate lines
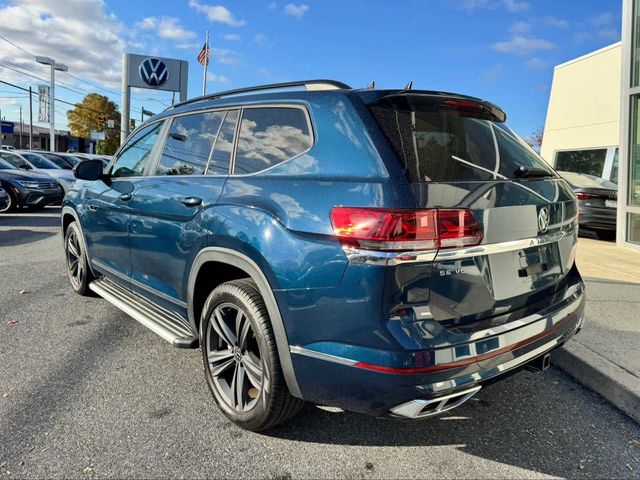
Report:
1,207,639,479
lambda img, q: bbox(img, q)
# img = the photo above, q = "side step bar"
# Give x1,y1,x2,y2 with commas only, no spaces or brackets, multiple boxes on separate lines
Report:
89,278,198,348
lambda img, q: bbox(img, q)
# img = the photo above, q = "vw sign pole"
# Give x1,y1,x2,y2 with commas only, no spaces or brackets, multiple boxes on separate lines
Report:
120,53,189,145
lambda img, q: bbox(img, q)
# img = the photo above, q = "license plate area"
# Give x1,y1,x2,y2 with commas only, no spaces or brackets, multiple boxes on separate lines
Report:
605,199,617,208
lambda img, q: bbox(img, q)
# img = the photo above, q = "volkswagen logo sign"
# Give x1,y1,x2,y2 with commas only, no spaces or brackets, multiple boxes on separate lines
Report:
139,58,168,87
538,207,550,234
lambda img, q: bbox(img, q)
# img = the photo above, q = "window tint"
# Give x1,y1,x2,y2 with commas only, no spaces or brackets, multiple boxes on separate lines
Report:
371,106,554,182
157,111,225,176
111,122,162,178
207,109,238,175
42,153,70,169
0,152,24,168
554,149,606,177
234,107,312,175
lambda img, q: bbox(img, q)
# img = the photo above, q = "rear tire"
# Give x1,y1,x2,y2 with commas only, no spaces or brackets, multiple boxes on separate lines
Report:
200,279,304,431
64,221,94,296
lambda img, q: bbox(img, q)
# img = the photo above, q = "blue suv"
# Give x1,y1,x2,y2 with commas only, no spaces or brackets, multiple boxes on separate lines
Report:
63,80,585,431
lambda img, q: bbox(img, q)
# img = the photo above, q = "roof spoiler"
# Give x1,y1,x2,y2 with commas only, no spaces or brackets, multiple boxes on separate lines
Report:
369,92,507,123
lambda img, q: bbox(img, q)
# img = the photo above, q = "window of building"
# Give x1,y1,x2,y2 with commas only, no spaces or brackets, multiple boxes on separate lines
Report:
156,111,225,176
633,0,640,86
233,107,312,175
111,122,162,178
207,110,239,175
631,97,640,206
610,148,619,184
554,149,607,177
628,213,640,245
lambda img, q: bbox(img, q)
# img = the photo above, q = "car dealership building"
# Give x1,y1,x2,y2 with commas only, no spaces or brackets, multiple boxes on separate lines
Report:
541,0,640,250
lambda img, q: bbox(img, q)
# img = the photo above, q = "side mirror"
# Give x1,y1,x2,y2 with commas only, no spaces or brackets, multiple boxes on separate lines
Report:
74,159,105,181
19,163,31,170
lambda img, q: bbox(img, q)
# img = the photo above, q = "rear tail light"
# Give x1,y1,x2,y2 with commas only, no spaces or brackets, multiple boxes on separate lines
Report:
575,192,606,201
330,207,482,252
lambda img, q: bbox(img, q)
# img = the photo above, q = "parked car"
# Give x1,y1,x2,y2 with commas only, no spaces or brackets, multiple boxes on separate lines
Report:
63,80,585,431
0,159,62,212
0,150,75,195
558,171,617,240
39,152,75,170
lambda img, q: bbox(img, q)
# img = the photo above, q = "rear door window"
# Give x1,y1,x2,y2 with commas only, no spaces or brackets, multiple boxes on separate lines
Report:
156,111,225,176
233,107,312,175
207,110,239,175
370,105,555,182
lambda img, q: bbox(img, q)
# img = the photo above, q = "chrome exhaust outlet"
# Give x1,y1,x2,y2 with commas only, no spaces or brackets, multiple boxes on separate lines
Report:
389,385,482,419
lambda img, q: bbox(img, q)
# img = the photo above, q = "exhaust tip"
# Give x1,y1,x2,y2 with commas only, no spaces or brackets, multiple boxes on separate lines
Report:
389,385,481,419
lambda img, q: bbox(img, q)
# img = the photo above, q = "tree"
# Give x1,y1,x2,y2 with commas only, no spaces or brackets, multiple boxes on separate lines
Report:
67,93,120,154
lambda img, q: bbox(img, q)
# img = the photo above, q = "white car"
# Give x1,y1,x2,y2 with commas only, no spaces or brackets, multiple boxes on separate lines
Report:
0,150,75,194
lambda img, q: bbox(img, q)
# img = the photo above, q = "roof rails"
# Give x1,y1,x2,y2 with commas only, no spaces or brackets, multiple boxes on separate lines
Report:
171,79,352,109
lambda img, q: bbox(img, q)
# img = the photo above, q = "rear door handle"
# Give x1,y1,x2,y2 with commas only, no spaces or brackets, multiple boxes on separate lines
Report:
119,193,132,202
181,196,202,207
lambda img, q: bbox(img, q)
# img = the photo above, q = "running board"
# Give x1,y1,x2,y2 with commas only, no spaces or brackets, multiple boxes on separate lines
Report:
89,278,198,348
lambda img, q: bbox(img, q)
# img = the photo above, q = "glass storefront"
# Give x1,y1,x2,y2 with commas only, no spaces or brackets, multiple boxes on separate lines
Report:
634,0,640,86
631,97,640,205
555,149,607,177
628,213,640,244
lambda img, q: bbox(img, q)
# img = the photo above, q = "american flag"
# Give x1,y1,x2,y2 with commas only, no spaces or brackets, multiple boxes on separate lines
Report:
197,42,210,66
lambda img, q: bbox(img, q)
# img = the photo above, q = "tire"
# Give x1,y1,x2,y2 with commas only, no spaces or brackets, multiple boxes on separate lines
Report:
0,189,16,213
596,229,616,241
64,221,94,296
200,279,304,431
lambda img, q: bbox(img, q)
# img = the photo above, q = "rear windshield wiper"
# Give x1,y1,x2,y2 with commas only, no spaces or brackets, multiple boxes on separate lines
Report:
514,166,556,179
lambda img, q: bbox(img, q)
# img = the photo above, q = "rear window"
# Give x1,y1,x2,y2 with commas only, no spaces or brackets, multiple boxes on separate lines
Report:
370,106,555,182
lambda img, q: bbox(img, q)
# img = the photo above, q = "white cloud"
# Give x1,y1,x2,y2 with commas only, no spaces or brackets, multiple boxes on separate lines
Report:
224,34,241,41
0,0,125,89
542,15,569,29
188,1,246,27
268,1,279,10
175,42,200,50
492,35,555,55
253,33,273,47
136,16,196,41
503,0,529,13
590,12,614,28
510,21,531,35
589,12,620,40
284,3,309,18
212,47,241,65
206,72,230,84
524,57,548,70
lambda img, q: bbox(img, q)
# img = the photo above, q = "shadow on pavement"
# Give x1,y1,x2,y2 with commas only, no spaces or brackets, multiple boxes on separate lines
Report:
0,229,57,246
0,207,61,229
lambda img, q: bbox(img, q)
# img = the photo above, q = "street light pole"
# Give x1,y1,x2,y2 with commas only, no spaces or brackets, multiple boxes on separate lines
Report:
36,56,68,152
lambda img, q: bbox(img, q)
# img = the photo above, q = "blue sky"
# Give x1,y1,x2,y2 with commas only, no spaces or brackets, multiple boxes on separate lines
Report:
0,0,623,138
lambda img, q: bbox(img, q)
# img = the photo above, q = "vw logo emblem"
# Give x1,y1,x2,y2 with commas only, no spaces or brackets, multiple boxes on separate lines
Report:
538,207,550,234
139,58,168,87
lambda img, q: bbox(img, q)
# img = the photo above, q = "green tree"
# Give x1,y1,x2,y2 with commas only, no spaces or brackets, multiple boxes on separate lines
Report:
67,93,120,155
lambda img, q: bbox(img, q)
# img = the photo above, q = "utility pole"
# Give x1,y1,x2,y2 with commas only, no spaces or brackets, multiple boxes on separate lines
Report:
19,106,23,149
28,86,33,150
36,56,68,152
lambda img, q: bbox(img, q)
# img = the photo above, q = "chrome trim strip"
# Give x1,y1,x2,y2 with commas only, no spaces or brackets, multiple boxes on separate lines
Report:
342,247,437,266
434,229,573,261
290,346,358,366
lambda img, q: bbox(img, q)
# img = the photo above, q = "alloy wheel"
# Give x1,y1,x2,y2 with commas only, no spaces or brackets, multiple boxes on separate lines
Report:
66,230,85,290
205,303,269,412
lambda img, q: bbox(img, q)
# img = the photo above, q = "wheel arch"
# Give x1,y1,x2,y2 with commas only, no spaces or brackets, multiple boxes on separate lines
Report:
61,206,96,277
188,247,302,399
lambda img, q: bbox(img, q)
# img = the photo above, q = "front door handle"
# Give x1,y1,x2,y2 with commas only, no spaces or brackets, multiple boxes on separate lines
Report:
181,196,202,207
87,204,98,212
119,193,132,202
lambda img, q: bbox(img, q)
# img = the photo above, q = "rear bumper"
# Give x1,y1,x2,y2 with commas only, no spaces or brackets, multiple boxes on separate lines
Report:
290,280,585,415
578,207,616,230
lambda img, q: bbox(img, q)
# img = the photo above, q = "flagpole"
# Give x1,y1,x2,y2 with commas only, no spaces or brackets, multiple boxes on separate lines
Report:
202,30,209,96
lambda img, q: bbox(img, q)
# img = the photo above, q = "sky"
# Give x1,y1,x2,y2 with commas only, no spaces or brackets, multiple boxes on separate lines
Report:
0,0,623,139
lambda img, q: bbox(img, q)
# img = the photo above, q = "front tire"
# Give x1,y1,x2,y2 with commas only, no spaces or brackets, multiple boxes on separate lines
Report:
0,189,16,213
64,221,94,296
200,279,304,431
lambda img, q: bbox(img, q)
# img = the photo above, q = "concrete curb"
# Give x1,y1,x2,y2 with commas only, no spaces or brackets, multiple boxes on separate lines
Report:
553,340,640,423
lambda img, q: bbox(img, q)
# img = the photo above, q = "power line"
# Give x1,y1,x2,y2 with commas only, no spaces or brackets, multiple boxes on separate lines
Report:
0,33,34,57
